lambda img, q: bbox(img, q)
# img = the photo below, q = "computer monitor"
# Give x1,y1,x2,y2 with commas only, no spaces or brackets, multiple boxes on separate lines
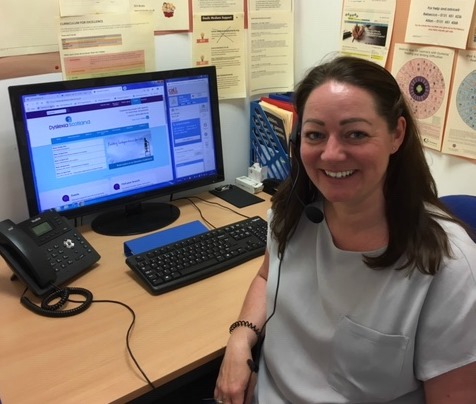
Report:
9,66,225,236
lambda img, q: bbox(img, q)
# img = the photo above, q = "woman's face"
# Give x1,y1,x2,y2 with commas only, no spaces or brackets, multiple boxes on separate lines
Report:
300,80,405,209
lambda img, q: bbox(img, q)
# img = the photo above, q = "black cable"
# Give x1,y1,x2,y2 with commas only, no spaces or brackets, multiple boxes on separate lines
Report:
249,162,300,372
260,171,298,330
173,195,251,223
19,286,155,391
180,197,217,228
90,299,155,390
171,193,276,375
21,285,93,318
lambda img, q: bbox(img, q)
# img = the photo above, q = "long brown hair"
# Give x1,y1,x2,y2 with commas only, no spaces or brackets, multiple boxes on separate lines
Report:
271,56,462,275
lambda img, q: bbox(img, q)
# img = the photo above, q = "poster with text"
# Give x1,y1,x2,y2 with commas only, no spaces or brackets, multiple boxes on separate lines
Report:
1,0,59,56
391,44,455,151
192,13,246,99
405,0,475,49
58,13,156,80
340,0,396,67
442,50,476,161
248,9,294,96
130,0,190,31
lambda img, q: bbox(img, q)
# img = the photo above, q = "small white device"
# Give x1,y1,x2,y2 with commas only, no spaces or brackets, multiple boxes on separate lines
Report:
235,176,264,194
248,162,267,182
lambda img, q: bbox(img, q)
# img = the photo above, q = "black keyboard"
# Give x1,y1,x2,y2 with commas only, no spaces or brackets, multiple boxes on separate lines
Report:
125,216,268,295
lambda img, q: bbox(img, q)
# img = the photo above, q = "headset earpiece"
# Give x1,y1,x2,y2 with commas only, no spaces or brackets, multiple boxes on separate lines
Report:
289,122,301,149
289,122,302,164
288,122,324,223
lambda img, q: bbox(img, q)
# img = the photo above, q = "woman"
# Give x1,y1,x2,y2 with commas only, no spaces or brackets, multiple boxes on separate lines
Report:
214,56,476,403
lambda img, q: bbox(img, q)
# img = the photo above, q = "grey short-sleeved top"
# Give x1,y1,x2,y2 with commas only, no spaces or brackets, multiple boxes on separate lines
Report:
255,209,476,403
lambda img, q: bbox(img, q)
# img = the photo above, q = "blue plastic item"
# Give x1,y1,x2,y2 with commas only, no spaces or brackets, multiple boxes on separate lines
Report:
123,220,208,256
440,194,476,242
249,101,290,181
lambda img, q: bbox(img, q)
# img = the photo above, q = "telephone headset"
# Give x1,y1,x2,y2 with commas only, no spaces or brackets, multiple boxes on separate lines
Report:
249,122,324,373
291,123,325,224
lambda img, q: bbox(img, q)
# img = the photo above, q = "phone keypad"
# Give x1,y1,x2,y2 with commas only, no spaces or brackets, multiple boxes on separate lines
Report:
46,232,99,279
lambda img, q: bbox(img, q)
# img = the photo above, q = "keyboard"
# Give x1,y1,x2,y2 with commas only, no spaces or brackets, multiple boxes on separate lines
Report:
125,216,268,295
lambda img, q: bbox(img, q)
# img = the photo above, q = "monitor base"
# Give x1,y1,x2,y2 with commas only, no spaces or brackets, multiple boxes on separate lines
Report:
91,202,180,236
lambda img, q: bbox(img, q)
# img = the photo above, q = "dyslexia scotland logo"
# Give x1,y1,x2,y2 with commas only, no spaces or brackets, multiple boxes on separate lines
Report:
49,116,91,130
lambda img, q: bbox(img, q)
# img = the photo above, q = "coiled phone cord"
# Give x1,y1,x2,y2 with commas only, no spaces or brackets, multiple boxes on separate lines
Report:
20,285,93,318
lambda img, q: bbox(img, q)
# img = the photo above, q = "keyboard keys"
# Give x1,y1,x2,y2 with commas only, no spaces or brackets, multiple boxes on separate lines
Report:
125,216,267,294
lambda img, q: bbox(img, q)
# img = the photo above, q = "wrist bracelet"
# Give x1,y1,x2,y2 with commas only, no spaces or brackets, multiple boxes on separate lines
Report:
229,320,261,337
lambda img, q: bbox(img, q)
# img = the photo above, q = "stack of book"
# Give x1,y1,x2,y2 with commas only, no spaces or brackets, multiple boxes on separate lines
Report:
257,93,297,152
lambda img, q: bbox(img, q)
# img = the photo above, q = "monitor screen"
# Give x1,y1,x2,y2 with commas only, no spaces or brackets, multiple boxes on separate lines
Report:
9,66,225,236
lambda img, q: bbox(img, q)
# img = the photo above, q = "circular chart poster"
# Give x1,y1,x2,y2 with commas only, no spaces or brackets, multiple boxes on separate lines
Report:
395,58,445,120
455,70,476,130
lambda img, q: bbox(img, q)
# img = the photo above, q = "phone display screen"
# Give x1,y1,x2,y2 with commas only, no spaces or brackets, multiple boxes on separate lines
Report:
31,221,53,237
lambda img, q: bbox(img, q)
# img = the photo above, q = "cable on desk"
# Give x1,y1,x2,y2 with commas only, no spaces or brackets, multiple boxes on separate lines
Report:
178,197,215,228
19,287,155,391
173,196,251,229
91,298,155,390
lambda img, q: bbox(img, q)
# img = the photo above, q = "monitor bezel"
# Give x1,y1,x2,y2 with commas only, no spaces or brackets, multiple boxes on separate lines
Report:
8,66,225,223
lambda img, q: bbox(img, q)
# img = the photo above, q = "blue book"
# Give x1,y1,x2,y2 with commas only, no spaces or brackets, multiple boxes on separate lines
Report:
123,220,208,256
268,92,294,102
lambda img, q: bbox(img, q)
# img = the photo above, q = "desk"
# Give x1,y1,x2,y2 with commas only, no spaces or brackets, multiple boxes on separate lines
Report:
0,192,271,403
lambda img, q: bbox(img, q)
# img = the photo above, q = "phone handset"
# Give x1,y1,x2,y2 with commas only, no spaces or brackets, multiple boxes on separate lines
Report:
0,219,56,288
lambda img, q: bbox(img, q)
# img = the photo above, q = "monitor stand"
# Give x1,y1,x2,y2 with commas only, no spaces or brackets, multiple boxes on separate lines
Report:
91,202,180,236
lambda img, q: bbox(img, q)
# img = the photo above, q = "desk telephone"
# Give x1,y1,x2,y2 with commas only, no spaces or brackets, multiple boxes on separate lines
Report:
0,209,100,297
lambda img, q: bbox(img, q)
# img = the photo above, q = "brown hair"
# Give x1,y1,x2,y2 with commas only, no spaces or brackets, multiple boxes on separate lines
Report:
271,55,461,275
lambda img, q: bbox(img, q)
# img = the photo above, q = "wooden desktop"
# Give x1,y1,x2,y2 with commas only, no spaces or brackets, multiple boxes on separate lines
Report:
0,192,271,403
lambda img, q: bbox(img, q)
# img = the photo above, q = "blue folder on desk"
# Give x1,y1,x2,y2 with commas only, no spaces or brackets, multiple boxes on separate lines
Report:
123,220,209,256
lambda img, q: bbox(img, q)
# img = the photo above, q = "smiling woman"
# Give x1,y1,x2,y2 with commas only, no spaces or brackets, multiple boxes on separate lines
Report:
299,80,405,213
214,56,476,404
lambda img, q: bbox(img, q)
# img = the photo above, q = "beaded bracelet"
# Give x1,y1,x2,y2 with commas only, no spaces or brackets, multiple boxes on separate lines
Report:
229,320,261,337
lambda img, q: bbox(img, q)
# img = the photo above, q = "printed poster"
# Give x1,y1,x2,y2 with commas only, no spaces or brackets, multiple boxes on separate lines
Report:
248,1,294,97
405,0,475,49
192,12,246,99
0,0,59,56
58,12,156,80
130,0,190,31
442,50,476,160
391,44,455,151
340,0,396,67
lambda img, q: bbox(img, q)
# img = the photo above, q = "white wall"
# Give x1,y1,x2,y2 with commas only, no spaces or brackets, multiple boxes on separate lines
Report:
0,0,474,222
